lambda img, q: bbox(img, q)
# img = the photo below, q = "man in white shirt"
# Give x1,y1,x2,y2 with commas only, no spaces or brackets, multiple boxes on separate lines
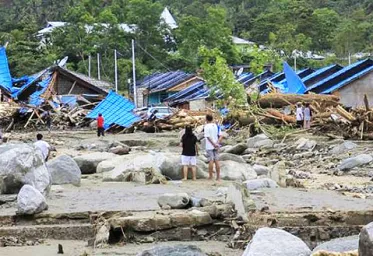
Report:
34,133,51,161
295,102,304,128
204,114,221,181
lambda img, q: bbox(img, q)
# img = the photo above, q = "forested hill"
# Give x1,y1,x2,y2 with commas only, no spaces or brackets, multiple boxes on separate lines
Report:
0,0,371,88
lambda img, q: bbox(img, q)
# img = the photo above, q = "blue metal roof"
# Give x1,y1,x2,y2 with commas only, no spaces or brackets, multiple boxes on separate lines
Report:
306,59,373,94
0,47,12,93
302,64,342,87
283,62,307,94
12,69,50,99
87,91,140,129
28,74,53,107
164,81,205,102
138,71,193,93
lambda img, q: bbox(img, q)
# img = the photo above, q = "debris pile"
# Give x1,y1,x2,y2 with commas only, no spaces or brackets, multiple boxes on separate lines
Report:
230,93,373,140
134,109,220,132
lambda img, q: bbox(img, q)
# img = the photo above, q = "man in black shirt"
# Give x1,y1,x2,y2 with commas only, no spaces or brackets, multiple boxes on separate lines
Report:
180,126,198,181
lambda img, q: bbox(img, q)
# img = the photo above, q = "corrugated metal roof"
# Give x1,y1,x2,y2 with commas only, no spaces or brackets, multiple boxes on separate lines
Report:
87,91,140,129
302,64,343,87
283,62,306,94
0,47,13,92
306,59,373,93
28,74,53,107
139,71,193,93
164,81,205,102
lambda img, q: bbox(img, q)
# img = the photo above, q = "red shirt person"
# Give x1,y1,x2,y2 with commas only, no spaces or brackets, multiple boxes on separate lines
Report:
97,113,105,137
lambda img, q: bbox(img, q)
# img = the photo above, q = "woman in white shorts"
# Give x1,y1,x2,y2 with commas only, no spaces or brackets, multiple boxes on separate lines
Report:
180,126,198,181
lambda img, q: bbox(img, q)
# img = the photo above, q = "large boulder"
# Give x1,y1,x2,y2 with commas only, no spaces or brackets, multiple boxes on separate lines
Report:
47,155,81,186
158,153,208,180
247,134,268,148
73,152,116,174
220,161,257,181
338,154,373,171
102,153,163,182
243,227,311,256
137,245,207,256
330,141,357,155
313,236,358,253
244,178,278,190
219,153,246,163
253,164,270,176
0,143,51,195
226,143,248,155
157,193,191,209
359,222,373,256
17,185,48,215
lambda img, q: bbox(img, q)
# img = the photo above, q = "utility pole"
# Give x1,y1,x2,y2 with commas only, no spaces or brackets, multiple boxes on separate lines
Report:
97,53,101,80
114,49,118,93
132,39,137,107
88,55,91,77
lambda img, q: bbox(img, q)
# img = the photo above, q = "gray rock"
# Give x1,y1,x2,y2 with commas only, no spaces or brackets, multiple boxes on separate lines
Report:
247,134,268,148
74,152,116,174
269,161,288,187
244,178,278,190
295,138,317,150
108,145,130,155
359,222,373,256
313,235,358,253
219,145,233,153
243,148,258,155
220,161,257,181
338,154,373,171
0,143,51,195
243,227,311,256
219,153,246,163
137,245,206,256
226,143,248,155
157,193,191,209
330,141,357,155
253,164,270,176
157,153,208,180
17,185,48,215
254,139,274,149
226,183,255,222
47,155,81,186
102,154,162,182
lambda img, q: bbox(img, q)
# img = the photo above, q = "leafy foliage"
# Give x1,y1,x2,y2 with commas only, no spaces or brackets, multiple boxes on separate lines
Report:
0,0,371,90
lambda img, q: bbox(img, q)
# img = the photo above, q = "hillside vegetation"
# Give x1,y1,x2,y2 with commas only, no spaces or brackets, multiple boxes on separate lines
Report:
0,0,371,89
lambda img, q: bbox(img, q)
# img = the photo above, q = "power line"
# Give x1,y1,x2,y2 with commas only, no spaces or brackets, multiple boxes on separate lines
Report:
136,42,171,72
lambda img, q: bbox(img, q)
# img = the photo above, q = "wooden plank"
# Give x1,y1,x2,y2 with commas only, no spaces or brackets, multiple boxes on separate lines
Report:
68,81,77,95
24,110,35,128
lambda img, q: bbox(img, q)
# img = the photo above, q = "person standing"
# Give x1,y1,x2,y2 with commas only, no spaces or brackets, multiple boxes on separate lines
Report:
204,114,221,181
34,133,51,161
97,113,105,137
304,103,312,129
295,102,304,128
180,126,198,181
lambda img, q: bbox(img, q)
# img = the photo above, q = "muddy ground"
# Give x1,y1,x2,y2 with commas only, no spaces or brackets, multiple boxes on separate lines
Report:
1,129,373,255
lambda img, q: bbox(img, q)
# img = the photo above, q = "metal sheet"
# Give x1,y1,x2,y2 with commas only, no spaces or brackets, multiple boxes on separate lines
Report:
87,91,140,129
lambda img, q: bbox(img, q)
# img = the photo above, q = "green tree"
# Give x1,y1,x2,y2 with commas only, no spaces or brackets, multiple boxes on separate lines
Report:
198,46,246,105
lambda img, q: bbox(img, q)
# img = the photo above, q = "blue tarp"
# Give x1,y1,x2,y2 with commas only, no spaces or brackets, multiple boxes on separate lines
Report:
283,62,307,94
87,91,140,129
0,47,12,92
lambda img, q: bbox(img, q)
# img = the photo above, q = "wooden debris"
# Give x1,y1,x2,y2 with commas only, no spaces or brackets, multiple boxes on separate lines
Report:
258,93,340,108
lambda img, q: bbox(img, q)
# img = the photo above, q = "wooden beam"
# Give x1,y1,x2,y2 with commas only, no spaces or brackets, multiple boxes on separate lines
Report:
68,81,77,95
24,110,35,128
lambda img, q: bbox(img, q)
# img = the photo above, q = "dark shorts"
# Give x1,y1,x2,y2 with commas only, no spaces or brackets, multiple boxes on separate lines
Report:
207,149,219,161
